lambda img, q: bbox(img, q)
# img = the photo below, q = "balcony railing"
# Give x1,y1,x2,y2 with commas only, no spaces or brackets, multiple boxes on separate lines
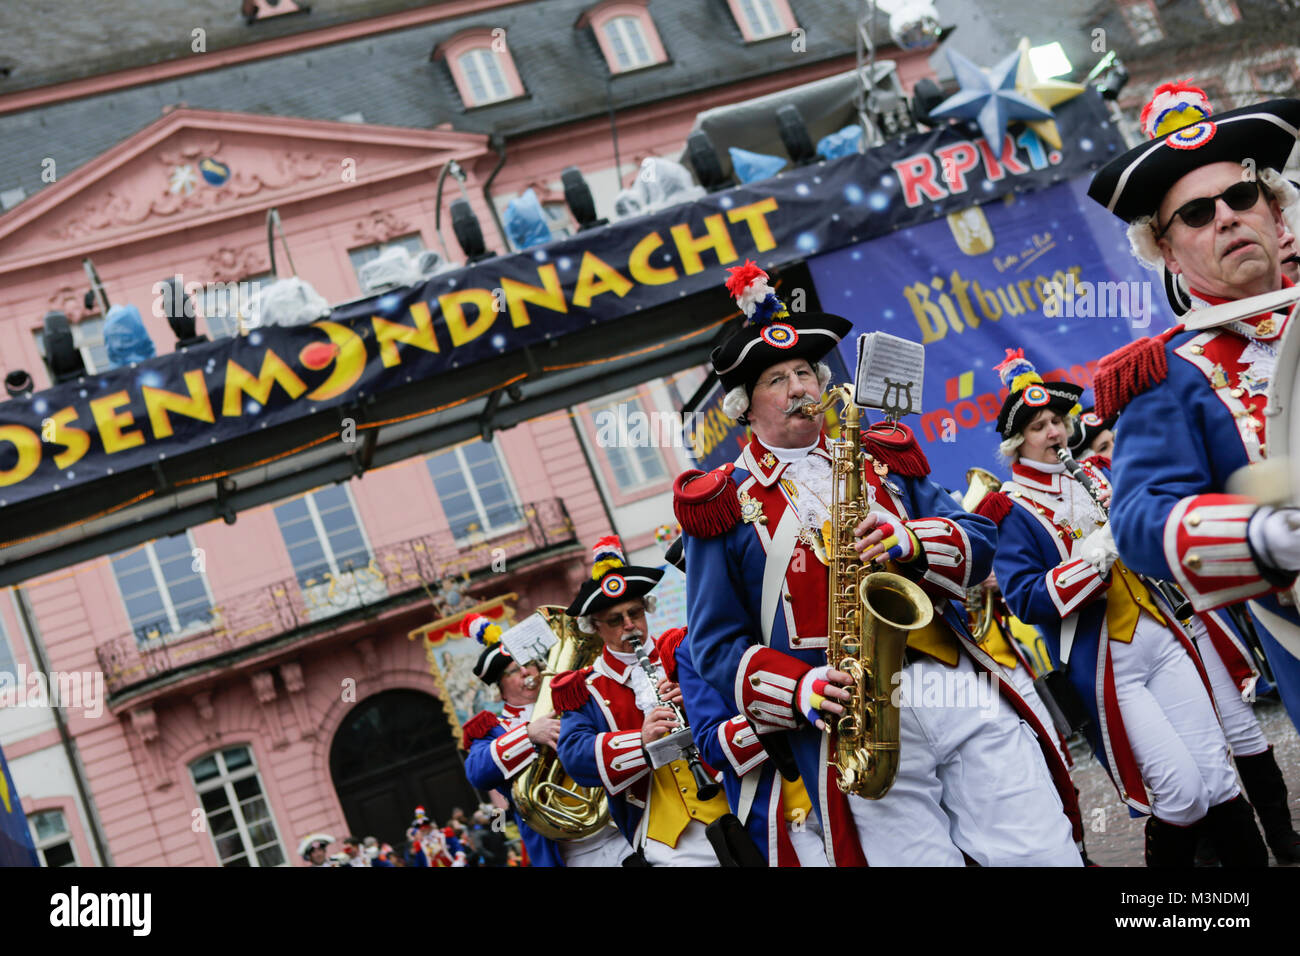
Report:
94,497,576,696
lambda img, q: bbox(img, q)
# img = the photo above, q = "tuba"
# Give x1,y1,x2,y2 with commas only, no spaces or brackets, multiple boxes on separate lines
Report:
961,467,1003,643
804,386,934,799
510,607,612,840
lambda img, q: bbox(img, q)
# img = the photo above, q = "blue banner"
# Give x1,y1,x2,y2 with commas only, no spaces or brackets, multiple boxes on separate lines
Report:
808,178,1178,492
0,744,38,867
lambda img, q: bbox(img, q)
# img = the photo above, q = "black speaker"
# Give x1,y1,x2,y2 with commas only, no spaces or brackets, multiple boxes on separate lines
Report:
42,311,87,384
776,104,816,166
159,276,208,348
686,129,731,192
560,166,607,230
909,77,948,128
450,199,493,262
4,369,33,399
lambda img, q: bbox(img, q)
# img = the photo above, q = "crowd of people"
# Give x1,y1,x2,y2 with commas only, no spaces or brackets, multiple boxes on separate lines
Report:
298,805,525,867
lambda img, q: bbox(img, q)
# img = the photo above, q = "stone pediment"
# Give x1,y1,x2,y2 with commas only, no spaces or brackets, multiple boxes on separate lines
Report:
0,108,489,272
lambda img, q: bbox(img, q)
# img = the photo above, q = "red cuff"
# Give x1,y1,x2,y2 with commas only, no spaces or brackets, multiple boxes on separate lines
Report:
717,715,767,776
1045,557,1110,617
735,646,809,733
489,722,537,779
596,730,650,795
907,517,973,598
1165,494,1282,610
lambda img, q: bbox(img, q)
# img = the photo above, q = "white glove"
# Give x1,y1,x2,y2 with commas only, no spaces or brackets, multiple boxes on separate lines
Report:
1248,506,1300,572
1079,524,1118,575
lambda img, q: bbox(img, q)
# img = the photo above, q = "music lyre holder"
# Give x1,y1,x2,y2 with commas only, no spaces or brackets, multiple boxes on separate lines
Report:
876,378,916,435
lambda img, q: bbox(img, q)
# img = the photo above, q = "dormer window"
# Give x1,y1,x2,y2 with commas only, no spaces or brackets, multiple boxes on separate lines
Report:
727,0,796,41
434,29,527,109
578,1,668,75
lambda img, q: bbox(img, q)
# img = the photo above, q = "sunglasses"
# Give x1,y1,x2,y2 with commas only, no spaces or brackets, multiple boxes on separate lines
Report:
1157,181,1263,237
596,607,646,629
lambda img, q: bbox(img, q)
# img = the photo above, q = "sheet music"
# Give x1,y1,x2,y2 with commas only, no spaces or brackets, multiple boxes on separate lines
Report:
854,331,925,415
500,613,558,666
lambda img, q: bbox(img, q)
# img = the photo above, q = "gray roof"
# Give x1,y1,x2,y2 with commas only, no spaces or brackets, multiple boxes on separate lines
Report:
0,0,879,210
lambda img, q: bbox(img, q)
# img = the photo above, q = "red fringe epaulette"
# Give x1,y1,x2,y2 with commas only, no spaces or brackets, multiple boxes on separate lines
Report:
973,491,1014,526
673,464,741,537
862,422,930,477
550,668,593,713
461,710,500,749
656,627,687,682
1083,454,1112,472
1093,326,1183,419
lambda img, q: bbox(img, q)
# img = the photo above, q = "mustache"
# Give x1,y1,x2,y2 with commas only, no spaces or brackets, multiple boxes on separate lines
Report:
785,395,819,417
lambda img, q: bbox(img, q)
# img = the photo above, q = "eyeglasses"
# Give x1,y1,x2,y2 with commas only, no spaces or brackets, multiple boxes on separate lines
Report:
1157,181,1263,238
596,607,646,628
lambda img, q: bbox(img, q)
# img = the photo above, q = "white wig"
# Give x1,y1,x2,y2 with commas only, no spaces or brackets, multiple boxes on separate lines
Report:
1260,167,1300,239
576,592,657,634
722,361,833,421
1127,216,1163,271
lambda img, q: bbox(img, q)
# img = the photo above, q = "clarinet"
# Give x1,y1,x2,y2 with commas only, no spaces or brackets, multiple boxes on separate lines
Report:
625,634,721,801
1054,446,1195,620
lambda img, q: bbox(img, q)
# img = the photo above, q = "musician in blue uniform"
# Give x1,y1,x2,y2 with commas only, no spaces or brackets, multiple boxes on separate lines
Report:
460,612,631,867
976,349,1266,865
677,262,1081,866
1088,84,1300,863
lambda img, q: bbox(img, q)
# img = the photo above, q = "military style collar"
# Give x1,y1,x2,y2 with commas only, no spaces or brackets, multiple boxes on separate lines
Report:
740,432,832,487
595,643,659,684
1011,457,1065,494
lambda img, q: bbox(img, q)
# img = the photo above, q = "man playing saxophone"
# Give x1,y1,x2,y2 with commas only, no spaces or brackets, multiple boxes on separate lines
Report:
461,612,632,866
675,262,1081,866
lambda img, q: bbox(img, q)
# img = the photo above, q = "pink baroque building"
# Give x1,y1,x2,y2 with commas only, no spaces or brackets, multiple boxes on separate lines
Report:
0,0,936,864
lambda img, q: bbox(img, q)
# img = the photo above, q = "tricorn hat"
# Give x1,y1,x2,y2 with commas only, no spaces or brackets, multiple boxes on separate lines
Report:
993,349,1083,439
465,613,511,685
711,261,851,417
564,535,663,618
1087,82,1300,224
1067,406,1117,454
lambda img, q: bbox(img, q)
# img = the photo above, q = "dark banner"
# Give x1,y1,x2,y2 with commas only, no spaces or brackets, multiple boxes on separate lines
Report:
1,745,38,867
0,94,1123,506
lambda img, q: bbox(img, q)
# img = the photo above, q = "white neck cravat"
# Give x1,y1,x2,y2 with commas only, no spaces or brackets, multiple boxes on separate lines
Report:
610,648,660,712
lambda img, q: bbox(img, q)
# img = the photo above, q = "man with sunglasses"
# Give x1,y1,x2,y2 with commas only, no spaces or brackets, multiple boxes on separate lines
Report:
553,536,734,865
1089,83,1300,862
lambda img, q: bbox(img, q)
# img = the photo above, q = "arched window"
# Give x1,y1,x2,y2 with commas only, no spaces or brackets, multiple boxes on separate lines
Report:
580,2,668,75
190,745,287,866
726,0,796,41
434,30,527,109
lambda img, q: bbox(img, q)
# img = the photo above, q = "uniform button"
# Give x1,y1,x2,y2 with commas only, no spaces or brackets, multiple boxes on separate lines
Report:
750,676,761,687
783,593,792,602
680,787,688,793
1189,345,1204,355
1231,388,1245,398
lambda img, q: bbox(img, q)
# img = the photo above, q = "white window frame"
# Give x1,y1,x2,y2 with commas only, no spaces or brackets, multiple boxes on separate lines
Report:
458,47,511,105
29,809,79,867
591,393,670,492
604,15,656,71
111,532,216,645
190,746,288,868
426,440,525,543
275,484,385,618
1198,0,1240,24
739,0,784,38
32,315,109,375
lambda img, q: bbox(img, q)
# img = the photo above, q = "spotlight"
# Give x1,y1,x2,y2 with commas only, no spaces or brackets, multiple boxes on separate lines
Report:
776,104,817,166
686,130,732,192
4,369,33,399
158,276,208,348
560,167,607,231
41,311,87,384
909,78,948,128
450,199,494,263
1097,62,1129,101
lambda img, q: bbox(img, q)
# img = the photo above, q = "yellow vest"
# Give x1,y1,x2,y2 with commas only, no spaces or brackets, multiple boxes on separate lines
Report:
1105,559,1165,644
645,759,731,847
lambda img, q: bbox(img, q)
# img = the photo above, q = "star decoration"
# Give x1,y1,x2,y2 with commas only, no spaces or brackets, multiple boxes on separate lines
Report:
168,164,197,196
930,48,1054,151
1013,37,1085,151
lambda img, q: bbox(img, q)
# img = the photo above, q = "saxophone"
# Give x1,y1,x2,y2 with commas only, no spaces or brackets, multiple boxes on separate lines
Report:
804,385,934,799
510,607,612,840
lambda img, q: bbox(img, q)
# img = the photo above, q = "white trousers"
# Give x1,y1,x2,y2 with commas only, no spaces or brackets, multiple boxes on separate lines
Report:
559,824,633,867
1189,616,1268,757
846,654,1081,866
642,818,720,867
788,817,830,867
1110,616,1239,824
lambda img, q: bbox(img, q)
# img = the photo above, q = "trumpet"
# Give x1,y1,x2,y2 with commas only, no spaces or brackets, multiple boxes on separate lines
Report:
1053,446,1194,620
625,633,721,801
